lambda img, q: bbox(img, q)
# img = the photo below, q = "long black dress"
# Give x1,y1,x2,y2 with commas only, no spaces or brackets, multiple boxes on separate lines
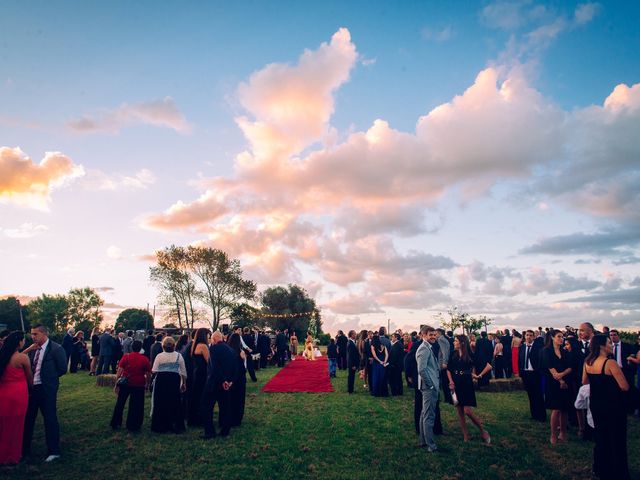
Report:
151,353,185,434
541,347,571,411
187,353,207,427
587,359,630,480
448,352,476,407
229,354,247,427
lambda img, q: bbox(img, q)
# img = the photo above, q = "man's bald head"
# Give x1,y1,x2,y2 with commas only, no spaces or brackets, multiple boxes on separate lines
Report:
212,331,223,343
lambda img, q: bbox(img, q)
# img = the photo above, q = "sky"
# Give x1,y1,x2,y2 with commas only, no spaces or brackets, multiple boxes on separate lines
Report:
1,0,640,334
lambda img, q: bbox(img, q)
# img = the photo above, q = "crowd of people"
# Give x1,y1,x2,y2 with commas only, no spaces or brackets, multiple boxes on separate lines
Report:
1,322,639,479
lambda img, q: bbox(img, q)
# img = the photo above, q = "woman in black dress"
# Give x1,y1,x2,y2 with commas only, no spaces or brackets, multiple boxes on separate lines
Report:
583,335,630,479
446,335,492,444
541,329,572,444
227,333,247,427
89,327,100,376
151,336,187,434
370,335,389,397
187,328,210,427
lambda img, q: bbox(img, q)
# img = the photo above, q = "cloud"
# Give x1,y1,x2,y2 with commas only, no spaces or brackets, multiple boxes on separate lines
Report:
106,246,123,259
235,27,357,160
68,97,191,134
520,227,640,256
1,223,48,239
421,25,455,43
83,168,157,191
481,1,533,30
563,287,640,309
574,3,600,25
0,147,85,210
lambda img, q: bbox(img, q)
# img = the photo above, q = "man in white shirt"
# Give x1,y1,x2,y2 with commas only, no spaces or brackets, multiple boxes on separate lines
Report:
518,330,546,421
23,324,67,462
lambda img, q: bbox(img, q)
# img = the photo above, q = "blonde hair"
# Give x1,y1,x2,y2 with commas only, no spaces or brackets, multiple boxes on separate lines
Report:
162,336,176,352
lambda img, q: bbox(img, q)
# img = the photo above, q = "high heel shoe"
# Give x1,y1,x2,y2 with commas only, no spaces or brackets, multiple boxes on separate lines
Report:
481,431,491,445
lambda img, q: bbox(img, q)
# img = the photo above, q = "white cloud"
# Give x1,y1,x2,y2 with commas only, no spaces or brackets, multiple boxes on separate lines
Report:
106,246,123,259
1,223,48,239
0,147,85,210
68,97,191,134
83,168,157,191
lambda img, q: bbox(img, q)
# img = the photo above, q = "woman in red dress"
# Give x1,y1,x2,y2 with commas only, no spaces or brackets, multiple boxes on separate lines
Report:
511,331,522,376
0,331,33,465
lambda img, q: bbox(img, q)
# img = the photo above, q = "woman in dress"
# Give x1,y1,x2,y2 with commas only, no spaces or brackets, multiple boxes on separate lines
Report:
447,334,491,444
303,334,315,361
89,327,100,376
290,332,298,358
151,336,187,434
227,333,247,427
493,336,504,379
511,331,522,376
110,340,151,431
69,331,85,373
357,330,369,389
187,328,210,427
370,335,389,397
0,331,32,465
541,329,572,444
583,334,630,479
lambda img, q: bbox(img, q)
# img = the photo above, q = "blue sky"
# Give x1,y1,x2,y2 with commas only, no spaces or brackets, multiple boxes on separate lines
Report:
1,1,639,332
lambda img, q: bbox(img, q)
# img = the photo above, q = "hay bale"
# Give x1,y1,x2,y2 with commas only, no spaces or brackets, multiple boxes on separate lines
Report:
475,377,523,392
96,374,117,387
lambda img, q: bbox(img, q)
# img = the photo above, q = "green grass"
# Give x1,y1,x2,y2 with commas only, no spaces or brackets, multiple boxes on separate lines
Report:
6,367,639,480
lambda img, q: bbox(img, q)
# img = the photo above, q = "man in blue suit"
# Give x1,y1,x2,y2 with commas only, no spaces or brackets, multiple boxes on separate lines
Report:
22,324,67,462
416,325,440,452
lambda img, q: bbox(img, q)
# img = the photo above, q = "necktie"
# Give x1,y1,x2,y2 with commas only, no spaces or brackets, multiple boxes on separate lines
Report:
584,341,589,353
32,347,42,374
614,344,619,364
525,345,531,370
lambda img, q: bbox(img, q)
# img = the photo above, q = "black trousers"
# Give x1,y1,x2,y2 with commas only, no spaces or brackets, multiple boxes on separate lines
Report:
494,356,505,379
246,356,257,381
22,385,61,456
389,365,403,396
441,370,452,403
201,387,231,436
521,370,546,421
97,355,112,375
110,385,145,431
347,366,356,393
414,383,422,434
503,355,512,378
259,351,269,368
339,352,347,370
277,348,286,367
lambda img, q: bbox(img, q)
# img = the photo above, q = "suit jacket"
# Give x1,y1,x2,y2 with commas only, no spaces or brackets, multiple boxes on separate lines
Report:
257,334,271,354
389,341,404,369
347,339,360,369
205,342,237,392
518,341,543,372
475,337,493,365
242,333,256,352
275,333,288,350
29,340,67,392
99,332,113,356
336,334,348,355
122,337,133,354
380,335,391,350
613,342,635,374
404,339,422,384
500,335,513,358
437,335,450,369
142,335,154,357
416,341,439,391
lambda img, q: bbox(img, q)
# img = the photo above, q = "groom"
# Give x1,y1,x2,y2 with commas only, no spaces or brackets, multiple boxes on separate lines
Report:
416,325,440,453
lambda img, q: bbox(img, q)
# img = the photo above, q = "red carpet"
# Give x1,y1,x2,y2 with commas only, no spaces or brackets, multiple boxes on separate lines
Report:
262,356,334,393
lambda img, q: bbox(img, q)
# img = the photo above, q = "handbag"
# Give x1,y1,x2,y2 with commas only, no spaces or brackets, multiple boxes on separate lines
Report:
116,375,128,387
450,389,459,406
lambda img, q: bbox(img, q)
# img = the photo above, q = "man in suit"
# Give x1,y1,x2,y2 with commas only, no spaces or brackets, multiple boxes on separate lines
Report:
577,322,595,438
96,328,113,375
257,331,271,369
23,324,67,462
336,330,348,370
110,331,124,373
416,325,440,452
201,331,237,439
241,327,258,381
436,328,451,404
122,330,134,354
475,331,493,389
61,328,74,368
149,333,164,368
610,330,635,382
346,330,360,394
405,335,422,434
501,328,513,378
388,333,404,396
519,330,546,422
275,330,288,367
142,329,155,359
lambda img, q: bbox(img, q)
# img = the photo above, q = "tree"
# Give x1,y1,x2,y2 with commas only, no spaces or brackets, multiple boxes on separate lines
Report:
186,246,256,331
26,294,69,333
116,308,154,331
439,307,493,336
0,296,27,331
261,284,321,339
66,287,104,333
230,303,262,329
150,245,198,330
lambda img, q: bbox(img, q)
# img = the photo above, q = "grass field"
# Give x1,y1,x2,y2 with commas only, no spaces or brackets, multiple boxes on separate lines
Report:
5,365,639,480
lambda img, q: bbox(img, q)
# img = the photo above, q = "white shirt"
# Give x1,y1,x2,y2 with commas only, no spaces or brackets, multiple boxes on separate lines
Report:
574,384,594,428
524,343,534,371
33,339,49,385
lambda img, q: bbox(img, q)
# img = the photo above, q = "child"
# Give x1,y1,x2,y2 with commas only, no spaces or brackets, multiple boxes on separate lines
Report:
327,338,338,378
